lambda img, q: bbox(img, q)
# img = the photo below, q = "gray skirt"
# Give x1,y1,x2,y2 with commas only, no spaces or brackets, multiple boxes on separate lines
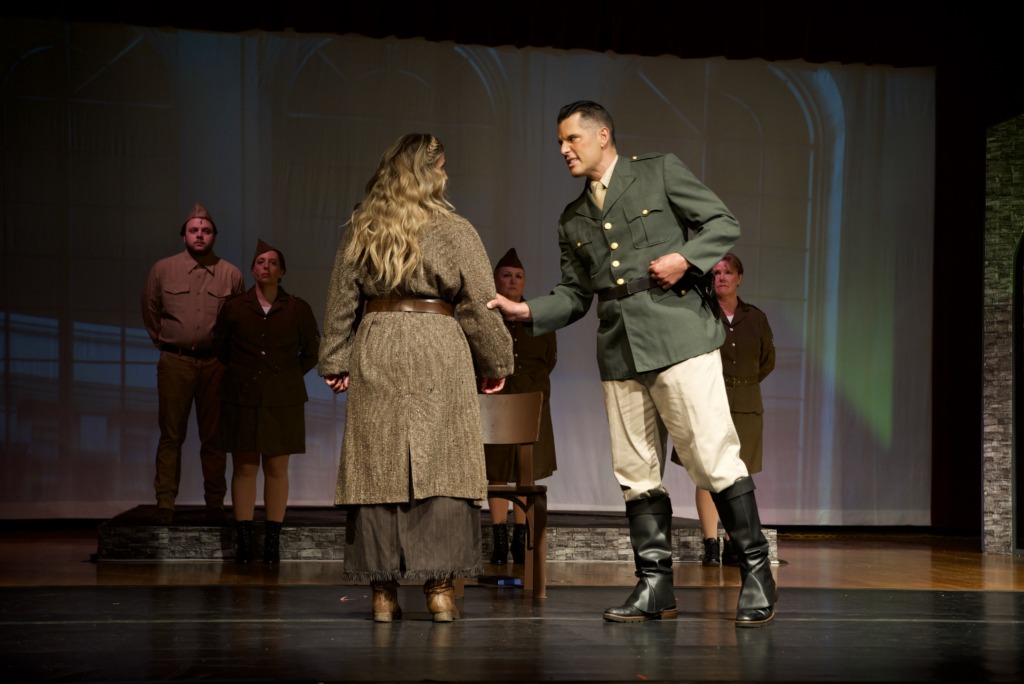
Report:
343,497,483,582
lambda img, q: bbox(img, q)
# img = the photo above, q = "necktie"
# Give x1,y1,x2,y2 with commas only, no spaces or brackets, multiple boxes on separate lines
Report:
591,180,606,210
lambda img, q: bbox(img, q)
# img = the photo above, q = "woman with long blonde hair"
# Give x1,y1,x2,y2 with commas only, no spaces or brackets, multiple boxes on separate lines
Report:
320,133,513,622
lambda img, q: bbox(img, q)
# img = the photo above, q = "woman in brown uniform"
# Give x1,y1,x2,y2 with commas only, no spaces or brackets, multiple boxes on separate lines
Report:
214,239,321,564
484,248,558,565
319,133,513,622
697,252,775,565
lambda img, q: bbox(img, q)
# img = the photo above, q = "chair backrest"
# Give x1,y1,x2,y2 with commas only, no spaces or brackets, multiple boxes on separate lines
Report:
479,391,544,487
478,391,543,447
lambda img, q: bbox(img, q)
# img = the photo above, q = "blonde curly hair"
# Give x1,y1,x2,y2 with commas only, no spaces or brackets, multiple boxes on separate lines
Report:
344,133,454,291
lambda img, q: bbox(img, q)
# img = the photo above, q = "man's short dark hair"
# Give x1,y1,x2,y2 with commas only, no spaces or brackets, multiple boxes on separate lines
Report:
557,101,616,145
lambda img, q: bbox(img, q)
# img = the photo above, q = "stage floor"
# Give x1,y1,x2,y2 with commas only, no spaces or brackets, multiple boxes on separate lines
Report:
5,583,1023,683
2,523,1024,682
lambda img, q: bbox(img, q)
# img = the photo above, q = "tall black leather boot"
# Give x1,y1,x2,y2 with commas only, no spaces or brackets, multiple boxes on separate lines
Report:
263,521,282,564
510,523,527,564
711,477,777,627
490,523,509,565
721,537,740,566
234,520,253,565
603,493,678,622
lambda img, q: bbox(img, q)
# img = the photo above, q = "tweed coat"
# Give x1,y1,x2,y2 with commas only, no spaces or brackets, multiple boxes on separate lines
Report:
484,318,558,481
528,153,740,381
319,214,514,505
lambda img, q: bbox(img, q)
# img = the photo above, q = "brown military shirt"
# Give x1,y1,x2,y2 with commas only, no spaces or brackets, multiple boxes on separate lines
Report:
141,250,244,351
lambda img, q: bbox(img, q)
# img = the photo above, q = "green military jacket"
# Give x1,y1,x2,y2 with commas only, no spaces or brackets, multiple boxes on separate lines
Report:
529,153,740,380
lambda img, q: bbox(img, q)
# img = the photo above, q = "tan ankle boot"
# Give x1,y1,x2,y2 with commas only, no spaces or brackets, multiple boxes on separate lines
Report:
423,578,457,622
371,580,401,622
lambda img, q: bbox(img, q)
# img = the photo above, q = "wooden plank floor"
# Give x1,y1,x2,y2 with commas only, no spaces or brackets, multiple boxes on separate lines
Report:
2,523,1024,683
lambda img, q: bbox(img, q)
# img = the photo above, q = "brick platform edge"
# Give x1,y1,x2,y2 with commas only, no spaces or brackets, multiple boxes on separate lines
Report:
96,506,778,564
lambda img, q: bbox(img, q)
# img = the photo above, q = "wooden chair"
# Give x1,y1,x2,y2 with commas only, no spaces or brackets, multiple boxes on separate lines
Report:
455,391,548,599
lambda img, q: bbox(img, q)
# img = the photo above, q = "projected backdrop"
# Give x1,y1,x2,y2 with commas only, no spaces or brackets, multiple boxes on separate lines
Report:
0,20,935,524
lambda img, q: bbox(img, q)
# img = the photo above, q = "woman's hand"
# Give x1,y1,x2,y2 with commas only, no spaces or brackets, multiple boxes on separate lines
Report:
480,377,506,394
325,374,350,393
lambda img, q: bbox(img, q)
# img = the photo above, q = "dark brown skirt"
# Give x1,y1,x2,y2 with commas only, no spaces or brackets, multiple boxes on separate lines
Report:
732,411,763,474
342,497,483,582
221,402,306,455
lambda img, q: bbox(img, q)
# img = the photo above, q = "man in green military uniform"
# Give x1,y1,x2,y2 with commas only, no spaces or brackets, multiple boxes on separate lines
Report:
489,101,776,626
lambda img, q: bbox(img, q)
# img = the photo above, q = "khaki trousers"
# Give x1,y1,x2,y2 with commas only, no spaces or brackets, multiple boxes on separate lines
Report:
603,349,747,501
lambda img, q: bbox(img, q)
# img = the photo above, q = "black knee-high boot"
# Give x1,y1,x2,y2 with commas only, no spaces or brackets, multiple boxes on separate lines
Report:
234,520,253,565
711,477,777,627
603,493,678,622
263,521,282,564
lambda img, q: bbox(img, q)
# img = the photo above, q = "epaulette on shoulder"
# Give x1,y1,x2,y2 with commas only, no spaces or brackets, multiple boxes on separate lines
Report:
743,300,766,315
627,153,663,163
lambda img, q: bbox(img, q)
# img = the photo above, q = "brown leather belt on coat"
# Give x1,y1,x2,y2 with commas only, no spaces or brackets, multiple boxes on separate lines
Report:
597,277,659,302
723,375,759,389
365,296,454,316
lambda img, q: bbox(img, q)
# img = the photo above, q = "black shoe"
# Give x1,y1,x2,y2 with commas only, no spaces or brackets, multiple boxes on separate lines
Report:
263,521,282,564
153,508,174,525
702,537,721,566
490,524,509,565
510,524,527,565
234,520,253,564
602,494,677,623
603,575,679,622
736,605,776,627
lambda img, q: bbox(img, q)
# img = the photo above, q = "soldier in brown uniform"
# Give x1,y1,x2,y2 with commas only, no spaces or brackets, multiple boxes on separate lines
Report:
213,239,321,563
484,249,558,565
141,203,244,524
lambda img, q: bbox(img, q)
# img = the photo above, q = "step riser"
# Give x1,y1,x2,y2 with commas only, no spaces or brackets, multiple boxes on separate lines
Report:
98,522,778,563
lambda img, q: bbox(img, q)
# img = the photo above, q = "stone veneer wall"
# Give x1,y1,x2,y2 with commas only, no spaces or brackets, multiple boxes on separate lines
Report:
983,113,1024,554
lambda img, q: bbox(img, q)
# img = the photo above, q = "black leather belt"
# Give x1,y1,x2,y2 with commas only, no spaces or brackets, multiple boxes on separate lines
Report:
597,277,659,302
723,376,759,389
160,344,214,359
366,296,454,316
